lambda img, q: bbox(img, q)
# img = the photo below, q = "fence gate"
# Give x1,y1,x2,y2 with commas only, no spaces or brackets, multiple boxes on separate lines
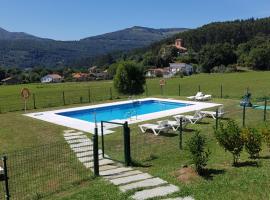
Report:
101,121,131,166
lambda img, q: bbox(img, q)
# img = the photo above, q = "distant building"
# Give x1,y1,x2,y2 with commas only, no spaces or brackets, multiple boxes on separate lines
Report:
88,66,102,73
169,63,193,75
145,68,172,78
72,73,89,81
41,74,63,83
174,39,187,53
1,77,20,85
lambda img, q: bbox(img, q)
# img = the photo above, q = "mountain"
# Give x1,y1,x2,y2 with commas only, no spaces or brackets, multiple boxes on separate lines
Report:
0,26,188,68
0,27,42,40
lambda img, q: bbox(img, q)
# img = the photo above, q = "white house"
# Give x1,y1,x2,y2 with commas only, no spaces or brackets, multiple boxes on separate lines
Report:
169,63,193,75
41,74,63,83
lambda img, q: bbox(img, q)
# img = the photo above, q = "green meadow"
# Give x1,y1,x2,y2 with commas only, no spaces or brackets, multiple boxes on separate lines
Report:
1,71,270,199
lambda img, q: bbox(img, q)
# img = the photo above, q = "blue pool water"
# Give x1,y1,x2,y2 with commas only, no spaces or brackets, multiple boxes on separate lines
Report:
57,100,192,122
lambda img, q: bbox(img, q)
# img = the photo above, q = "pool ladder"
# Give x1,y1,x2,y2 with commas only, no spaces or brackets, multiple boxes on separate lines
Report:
125,109,138,121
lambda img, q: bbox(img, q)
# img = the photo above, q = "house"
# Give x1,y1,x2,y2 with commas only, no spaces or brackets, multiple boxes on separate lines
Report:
41,74,63,83
145,68,172,78
1,76,20,85
169,63,193,75
174,39,187,53
72,73,89,81
88,66,102,73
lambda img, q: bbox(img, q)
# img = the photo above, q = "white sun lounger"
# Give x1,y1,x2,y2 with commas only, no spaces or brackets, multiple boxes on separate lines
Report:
157,119,188,131
201,106,225,119
187,92,204,100
139,121,170,136
196,94,212,101
174,110,204,124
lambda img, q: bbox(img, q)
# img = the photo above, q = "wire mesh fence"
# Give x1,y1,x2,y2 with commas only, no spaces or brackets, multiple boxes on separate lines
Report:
0,142,92,200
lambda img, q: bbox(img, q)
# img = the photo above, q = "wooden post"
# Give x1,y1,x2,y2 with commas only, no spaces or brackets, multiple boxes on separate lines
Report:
178,84,181,96
109,88,113,100
220,85,223,99
33,93,36,109
88,88,91,103
62,91,66,105
242,105,246,127
264,98,267,122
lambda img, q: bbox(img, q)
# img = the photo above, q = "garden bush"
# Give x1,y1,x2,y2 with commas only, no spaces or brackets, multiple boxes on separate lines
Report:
214,120,244,166
262,127,270,151
187,131,210,174
242,128,262,158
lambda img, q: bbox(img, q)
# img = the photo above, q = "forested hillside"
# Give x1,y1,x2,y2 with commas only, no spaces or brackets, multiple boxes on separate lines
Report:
0,26,187,68
125,17,270,72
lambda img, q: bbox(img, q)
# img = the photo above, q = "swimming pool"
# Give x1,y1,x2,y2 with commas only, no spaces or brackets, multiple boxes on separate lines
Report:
57,100,192,123
25,98,221,135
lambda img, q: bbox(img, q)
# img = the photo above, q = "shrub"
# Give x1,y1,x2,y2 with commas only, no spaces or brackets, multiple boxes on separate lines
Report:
187,131,210,174
242,128,262,158
262,128,270,151
214,120,244,166
113,61,145,95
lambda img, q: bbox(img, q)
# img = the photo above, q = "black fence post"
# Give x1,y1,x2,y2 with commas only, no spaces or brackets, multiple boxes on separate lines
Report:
198,85,201,92
220,85,223,99
123,121,131,166
33,93,37,109
178,84,181,96
62,91,66,105
215,108,219,130
242,105,246,127
264,98,267,122
88,88,91,103
145,84,148,96
109,88,113,100
2,156,10,200
93,127,99,176
179,118,183,150
101,121,105,158
80,96,83,104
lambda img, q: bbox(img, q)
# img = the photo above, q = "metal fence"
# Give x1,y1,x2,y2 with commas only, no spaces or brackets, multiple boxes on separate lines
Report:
0,142,92,200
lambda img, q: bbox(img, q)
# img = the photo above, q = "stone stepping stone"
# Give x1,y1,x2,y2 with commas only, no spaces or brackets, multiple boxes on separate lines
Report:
66,139,91,144
98,165,119,172
131,184,179,200
163,197,194,200
70,142,92,148
78,154,104,163
63,132,84,137
76,149,102,158
100,167,133,176
64,135,88,140
83,159,114,168
72,146,93,153
110,173,152,186
105,170,143,180
120,177,167,192
63,130,76,133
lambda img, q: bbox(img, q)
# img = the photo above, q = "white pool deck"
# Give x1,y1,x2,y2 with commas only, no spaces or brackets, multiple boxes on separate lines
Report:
25,98,221,135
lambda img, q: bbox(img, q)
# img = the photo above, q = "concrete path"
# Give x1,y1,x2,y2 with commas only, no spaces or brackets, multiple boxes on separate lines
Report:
63,130,194,200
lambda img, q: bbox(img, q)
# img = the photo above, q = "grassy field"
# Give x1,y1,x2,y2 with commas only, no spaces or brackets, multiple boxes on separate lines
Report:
1,71,270,112
1,71,270,199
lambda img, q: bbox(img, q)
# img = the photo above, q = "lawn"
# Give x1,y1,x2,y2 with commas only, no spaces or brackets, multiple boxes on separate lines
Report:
1,71,270,199
1,71,270,112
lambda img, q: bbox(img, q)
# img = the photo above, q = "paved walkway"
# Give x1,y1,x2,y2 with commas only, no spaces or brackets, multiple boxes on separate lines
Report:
63,130,194,200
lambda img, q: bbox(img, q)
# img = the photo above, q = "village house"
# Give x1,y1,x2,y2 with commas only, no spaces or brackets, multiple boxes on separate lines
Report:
1,76,20,85
41,74,63,83
145,68,172,78
72,72,89,81
174,39,187,53
169,63,193,75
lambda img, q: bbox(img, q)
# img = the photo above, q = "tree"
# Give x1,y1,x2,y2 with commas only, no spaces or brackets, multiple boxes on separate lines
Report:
214,120,244,166
114,61,145,95
199,43,237,72
107,63,119,78
187,131,210,174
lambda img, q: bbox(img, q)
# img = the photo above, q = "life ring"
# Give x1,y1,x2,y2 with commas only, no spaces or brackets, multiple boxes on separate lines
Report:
21,88,31,100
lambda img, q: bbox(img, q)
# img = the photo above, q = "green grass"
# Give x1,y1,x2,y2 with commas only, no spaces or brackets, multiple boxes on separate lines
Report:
1,71,270,112
1,72,270,199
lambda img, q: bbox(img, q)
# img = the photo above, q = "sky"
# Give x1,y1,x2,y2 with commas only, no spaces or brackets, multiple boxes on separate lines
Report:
0,0,270,41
